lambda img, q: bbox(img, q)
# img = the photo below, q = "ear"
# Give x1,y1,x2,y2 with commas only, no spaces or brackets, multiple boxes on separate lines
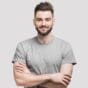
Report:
33,18,35,25
53,18,55,23
52,18,55,26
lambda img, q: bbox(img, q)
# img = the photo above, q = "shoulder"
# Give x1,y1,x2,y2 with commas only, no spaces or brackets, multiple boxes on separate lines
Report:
16,36,36,51
54,36,71,46
54,36,72,52
18,36,36,45
54,36,73,53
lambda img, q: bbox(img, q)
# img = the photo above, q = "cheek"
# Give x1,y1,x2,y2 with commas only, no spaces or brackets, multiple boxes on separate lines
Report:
35,22,42,27
48,22,53,27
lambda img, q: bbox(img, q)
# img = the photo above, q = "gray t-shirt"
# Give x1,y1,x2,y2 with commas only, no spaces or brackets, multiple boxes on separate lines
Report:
12,36,77,88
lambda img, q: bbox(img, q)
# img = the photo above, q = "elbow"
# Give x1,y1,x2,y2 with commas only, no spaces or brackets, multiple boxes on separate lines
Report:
15,78,34,87
15,78,25,86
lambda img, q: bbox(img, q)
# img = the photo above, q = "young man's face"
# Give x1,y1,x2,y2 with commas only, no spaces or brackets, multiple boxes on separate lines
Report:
34,11,54,36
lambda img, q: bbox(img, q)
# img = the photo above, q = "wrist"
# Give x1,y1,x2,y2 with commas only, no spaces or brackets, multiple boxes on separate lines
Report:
43,74,51,81
45,73,54,81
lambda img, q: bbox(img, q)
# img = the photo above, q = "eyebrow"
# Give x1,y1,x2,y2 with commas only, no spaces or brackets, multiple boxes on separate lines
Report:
35,18,52,22
35,17,52,20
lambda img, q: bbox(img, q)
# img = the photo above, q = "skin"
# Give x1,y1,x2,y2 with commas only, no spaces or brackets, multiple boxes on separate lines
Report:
34,11,54,36
13,62,72,88
13,11,73,88
33,11,54,44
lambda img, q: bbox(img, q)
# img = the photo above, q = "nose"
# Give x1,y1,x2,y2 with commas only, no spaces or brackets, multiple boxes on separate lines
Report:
42,20,46,26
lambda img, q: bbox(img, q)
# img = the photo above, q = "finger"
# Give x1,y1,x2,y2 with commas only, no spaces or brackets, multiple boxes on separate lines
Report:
15,66,24,72
15,63,25,68
14,62,22,67
64,74,72,78
60,80,67,87
15,64,24,67
16,69,24,73
15,66,23,69
15,65,24,70
64,75,71,82
62,78,70,85
19,62,26,66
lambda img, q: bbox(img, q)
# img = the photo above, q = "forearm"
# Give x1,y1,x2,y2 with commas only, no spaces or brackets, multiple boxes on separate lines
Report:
14,62,73,87
15,72,50,87
41,64,73,88
60,64,73,75
16,72,68,88
15,71,63,88
41,81,66,88
14,62,50,87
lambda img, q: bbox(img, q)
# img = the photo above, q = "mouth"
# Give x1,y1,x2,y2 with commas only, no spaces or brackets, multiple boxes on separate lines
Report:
40,27,48,31
39,25,48,28
39,26,49,30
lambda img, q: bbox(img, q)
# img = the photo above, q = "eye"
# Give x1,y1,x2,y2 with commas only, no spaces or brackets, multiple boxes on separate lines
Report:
45,18,51,21
36,18,42,22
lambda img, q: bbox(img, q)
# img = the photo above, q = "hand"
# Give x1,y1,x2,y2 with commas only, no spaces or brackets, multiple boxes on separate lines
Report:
14,62,31,74
49,73,71,87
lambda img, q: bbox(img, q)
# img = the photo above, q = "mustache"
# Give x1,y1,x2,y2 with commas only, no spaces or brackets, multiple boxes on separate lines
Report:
39,26,49,28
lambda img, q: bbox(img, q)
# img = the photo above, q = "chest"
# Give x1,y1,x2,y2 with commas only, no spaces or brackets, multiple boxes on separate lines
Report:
26,45,62,67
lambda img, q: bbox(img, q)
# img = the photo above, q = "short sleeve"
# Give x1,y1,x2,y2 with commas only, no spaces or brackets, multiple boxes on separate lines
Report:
62,43,77,65
12,43,26,63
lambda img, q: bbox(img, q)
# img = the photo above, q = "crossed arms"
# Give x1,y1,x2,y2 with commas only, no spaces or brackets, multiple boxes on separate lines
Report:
13,62,73,88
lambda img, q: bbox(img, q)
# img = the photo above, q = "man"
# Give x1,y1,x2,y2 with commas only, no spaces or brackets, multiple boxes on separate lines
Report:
12,2,77,88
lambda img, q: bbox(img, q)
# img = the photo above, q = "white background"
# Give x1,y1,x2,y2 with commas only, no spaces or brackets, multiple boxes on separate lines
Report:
0,0,88,88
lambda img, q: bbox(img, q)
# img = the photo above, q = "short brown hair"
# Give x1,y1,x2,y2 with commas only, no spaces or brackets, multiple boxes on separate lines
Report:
34,2,54,16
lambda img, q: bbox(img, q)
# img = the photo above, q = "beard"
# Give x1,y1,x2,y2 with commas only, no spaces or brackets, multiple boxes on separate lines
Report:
35,26,53,36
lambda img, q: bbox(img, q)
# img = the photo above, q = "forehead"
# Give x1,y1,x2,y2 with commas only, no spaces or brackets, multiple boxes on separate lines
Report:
35,11,53,18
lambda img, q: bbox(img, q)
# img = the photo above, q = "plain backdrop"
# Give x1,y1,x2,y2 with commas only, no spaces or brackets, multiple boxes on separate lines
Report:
0,0,88,88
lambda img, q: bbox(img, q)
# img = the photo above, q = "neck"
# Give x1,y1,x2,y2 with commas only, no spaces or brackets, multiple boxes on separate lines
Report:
37,33,54,44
